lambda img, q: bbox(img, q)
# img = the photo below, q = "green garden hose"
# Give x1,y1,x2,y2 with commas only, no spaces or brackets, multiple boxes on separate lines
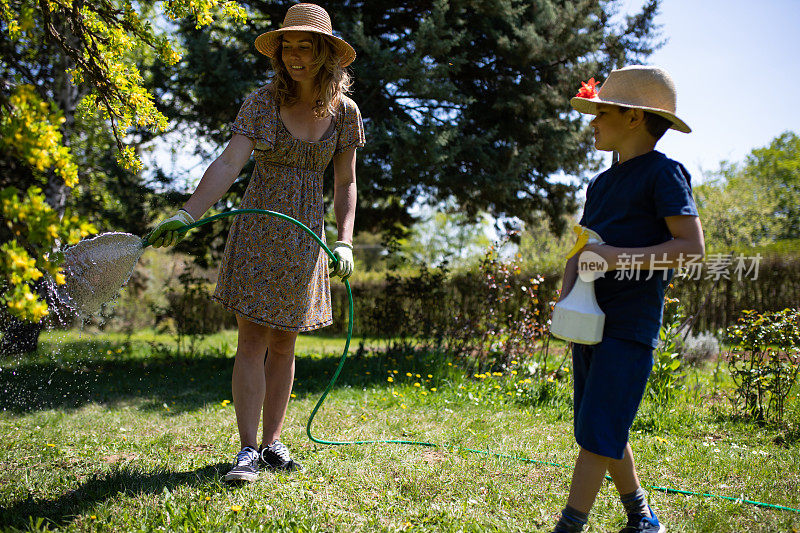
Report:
153,208,800,515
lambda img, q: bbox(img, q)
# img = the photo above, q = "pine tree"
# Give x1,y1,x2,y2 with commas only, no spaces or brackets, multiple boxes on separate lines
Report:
153,0,661,241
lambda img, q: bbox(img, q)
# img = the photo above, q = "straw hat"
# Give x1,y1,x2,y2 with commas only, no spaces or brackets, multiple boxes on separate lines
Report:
570,66,691,133
254,3,356,68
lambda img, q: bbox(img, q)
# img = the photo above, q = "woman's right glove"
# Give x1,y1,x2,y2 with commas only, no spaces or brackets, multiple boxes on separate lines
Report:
330,241,354,280
146,209,195,248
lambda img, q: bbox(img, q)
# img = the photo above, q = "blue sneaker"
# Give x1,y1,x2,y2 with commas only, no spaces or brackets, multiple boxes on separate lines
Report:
619,506,665,533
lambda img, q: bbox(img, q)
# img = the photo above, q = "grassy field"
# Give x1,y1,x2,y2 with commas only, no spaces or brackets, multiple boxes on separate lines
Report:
1,330,799,532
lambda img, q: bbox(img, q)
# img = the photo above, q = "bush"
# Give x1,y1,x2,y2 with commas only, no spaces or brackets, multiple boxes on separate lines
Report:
726,308,800,426
680,331,721,366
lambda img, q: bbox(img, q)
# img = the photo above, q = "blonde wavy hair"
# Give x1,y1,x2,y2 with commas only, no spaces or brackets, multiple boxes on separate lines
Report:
270,33,352,118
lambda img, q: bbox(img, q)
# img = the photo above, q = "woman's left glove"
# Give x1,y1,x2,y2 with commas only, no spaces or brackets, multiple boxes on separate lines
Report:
330,241,354,280
146,209,195,248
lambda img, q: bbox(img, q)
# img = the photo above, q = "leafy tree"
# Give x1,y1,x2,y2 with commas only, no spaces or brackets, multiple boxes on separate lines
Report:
696,131,800,250
0,0,246,351
148,0,661,259
745,131,800,240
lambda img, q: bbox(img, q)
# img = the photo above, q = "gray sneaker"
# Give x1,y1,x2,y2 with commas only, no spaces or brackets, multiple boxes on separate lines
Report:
223,446,260,482
260,440,304,472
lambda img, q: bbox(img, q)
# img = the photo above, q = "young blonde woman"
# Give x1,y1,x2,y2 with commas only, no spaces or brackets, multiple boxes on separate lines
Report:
148,3,364,482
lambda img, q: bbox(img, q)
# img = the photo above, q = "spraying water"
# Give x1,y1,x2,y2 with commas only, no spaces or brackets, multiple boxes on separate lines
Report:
51,232,145,316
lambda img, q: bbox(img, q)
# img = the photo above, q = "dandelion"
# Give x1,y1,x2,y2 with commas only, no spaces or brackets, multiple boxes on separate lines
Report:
401,404,407,409
90,515,97,520
511,370,517,375
654,436,668,444
414,383,421,387
46,443,55,447
290,394,296,398
415,373,421,378
393,370,399,374
205,496,211,501
431,388,437,392
387,377,394,383
427,374,433,378
406,372,412,377
493,372,502,376
231,505,242,512
365,371,371,375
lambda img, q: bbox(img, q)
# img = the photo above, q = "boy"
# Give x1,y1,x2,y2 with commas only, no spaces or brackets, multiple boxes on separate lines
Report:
551,66,705,532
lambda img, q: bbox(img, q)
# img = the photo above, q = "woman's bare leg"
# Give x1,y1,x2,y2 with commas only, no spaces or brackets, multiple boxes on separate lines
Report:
261,327,298,445
231,316,271,449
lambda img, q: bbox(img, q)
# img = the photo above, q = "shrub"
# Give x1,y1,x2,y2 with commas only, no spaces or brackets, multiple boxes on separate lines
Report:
647,318,684,407
726,308,800,426
680,331,721,366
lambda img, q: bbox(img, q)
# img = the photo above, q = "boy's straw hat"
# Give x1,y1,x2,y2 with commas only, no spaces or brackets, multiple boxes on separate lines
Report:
255,3,356,67
571,66,691,133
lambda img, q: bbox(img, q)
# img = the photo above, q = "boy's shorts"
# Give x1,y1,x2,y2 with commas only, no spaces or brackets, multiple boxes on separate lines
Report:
572,336,653,460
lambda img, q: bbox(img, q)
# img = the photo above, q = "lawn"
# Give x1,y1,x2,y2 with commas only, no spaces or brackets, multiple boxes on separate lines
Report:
1,330,799,532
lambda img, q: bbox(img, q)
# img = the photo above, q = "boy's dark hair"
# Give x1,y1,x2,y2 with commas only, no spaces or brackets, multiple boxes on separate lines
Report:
615,106,673,141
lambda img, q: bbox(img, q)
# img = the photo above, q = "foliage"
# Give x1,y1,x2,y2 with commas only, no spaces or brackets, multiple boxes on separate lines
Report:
647,310,684,407
726,308,800,426
361,233,557,373
364,262,451,345
680,330,721,366
457,237,553,372
0,0,246,324
1,186,95,320
152,0,662,247
152,267,224,355
696,131,800,250
668,250,800,333
0,84,78,187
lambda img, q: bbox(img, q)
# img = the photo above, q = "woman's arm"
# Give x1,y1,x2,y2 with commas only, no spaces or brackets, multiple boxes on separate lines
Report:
331,146,357,243
181,134,256,220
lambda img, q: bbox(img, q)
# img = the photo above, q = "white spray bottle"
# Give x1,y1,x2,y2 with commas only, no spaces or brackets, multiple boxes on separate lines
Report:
550,225,606,345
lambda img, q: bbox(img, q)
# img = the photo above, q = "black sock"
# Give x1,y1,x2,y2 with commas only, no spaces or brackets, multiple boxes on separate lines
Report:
553,505,588,532
620,487,651,518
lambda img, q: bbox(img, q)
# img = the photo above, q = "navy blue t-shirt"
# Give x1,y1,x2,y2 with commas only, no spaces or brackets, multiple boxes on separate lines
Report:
579,150,698,348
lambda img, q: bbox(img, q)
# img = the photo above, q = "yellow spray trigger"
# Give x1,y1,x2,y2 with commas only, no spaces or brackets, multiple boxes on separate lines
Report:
565,225,590,259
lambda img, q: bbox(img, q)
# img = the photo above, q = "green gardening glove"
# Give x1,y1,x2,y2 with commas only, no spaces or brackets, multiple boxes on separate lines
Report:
146,209,195,248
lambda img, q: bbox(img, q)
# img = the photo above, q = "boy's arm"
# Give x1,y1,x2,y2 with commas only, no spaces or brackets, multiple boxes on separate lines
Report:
558,254,580,302
582,215,705,270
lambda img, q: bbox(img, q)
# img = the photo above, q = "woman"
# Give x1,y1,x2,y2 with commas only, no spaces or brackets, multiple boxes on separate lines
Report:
147,3,364,482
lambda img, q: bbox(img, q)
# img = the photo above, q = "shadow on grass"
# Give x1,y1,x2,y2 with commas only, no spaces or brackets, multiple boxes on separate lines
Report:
0,462,228,530
0,339,437,414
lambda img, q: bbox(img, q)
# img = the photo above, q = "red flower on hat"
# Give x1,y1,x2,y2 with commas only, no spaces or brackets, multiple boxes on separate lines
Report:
575,78,599,99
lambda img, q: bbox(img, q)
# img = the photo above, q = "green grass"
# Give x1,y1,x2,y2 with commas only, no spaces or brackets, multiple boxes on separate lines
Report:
1,332,799,532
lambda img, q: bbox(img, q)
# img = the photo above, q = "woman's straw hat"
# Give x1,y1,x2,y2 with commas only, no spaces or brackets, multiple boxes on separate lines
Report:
254,3,356,68
571,66,691,133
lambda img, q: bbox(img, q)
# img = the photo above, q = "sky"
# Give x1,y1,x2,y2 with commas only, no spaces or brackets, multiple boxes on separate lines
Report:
611,0,800,182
